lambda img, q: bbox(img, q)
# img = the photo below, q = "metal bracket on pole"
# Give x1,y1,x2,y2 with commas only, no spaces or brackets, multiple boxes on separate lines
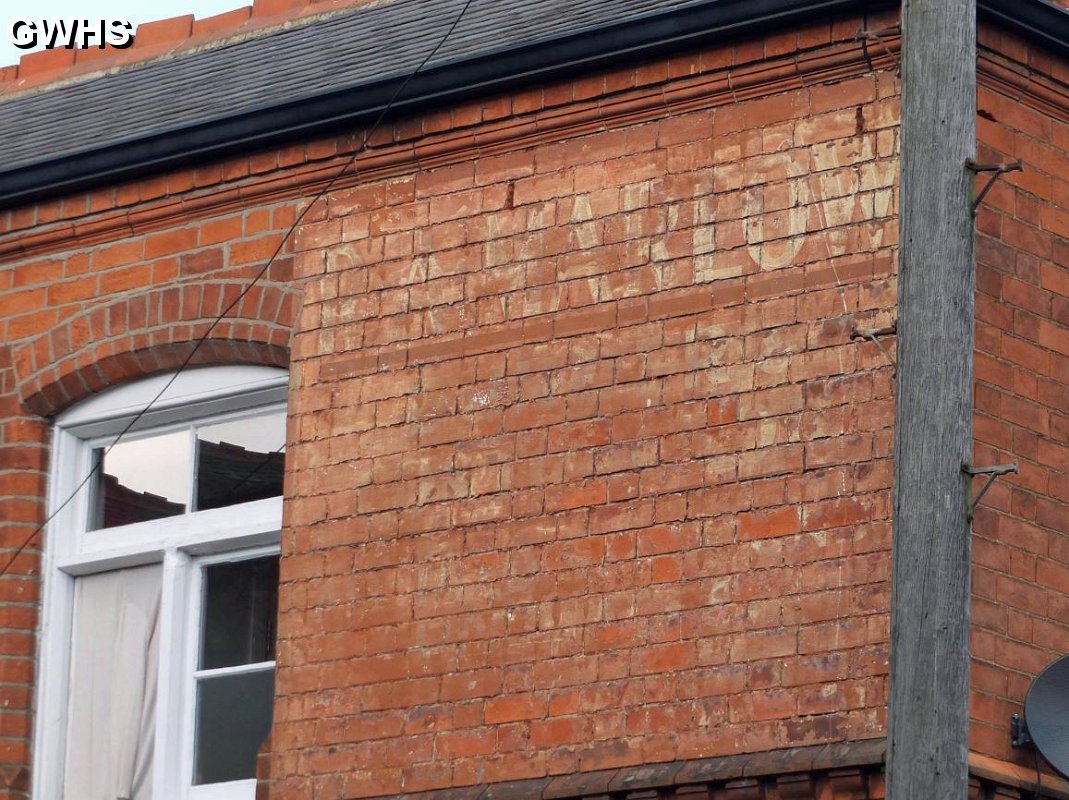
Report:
962,461,1019,520
966,159,1023,216
850,323,897,341
850,322,897,365
856,26,901,71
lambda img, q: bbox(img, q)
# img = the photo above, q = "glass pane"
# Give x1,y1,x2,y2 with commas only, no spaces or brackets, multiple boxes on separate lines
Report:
91,431,190,529
200,557,279,670
195,412,286,511
193,668,274,786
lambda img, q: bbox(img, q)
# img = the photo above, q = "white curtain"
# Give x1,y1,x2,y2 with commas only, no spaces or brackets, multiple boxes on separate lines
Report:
63,564,161,800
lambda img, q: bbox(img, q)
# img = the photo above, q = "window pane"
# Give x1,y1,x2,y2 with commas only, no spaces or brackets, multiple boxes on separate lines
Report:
91,431,190,530
195,412,286,511
200,557,279,670
193,668,274,786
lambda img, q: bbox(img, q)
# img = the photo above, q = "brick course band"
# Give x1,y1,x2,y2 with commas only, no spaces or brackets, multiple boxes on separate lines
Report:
275,741,889,800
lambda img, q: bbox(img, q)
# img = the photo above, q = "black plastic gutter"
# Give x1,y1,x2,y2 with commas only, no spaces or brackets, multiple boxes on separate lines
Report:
0,0,891,209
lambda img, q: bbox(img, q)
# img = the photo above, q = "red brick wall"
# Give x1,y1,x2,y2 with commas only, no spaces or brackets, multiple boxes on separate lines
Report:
6,8,1069,798
277,24,899,798
971,29,1069,773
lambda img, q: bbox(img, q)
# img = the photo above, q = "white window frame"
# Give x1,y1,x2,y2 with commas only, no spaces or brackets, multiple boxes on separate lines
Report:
34,365,288,800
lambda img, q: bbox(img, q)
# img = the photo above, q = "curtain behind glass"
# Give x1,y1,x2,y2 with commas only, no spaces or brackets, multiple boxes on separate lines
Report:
63,564,161,800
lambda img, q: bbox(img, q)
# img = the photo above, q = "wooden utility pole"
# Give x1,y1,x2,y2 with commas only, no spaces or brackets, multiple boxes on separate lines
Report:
888,0,976,798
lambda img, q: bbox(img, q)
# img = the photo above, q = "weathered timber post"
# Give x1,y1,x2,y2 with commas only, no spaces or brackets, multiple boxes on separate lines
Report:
888,0,976,798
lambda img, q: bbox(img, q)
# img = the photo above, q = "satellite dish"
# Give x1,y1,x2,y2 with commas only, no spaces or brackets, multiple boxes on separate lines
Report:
1017,653,1069,778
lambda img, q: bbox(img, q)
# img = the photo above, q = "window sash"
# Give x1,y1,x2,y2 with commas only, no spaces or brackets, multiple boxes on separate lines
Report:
56,496,283,573
181,547,279,795
34,367,287,800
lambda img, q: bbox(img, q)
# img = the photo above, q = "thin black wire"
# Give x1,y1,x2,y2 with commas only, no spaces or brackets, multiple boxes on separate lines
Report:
1,0,476,580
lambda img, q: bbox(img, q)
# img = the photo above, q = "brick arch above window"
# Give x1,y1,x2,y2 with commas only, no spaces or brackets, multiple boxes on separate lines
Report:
13,280,298,418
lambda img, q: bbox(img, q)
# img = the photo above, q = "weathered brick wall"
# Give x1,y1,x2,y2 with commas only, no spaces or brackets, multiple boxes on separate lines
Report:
971,28,1069,772
5,6,1069,797
279,22,899,798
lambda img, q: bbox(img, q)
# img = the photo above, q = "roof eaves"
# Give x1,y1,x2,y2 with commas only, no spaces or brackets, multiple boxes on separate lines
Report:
4,0,1068,208
0,0,891,208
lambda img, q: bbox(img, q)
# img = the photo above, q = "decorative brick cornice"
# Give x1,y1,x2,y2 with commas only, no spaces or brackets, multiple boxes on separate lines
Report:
969,752,1069,800
978,45,1069,125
